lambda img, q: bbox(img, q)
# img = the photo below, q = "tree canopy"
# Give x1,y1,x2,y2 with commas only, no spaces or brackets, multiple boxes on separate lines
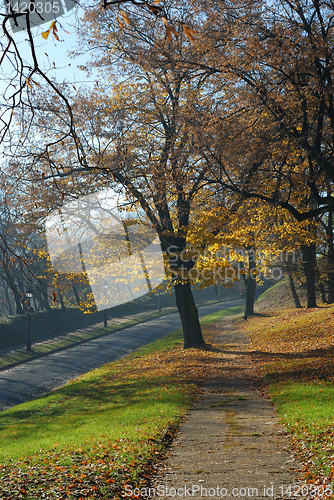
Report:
1,0,334,344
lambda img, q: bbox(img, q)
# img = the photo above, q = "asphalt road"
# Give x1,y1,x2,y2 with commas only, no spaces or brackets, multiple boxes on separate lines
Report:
0,299,243,413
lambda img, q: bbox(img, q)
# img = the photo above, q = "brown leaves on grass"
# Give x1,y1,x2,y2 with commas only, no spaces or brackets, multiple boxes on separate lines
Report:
0,331,226,499
245,307,334,383
243,306,334,489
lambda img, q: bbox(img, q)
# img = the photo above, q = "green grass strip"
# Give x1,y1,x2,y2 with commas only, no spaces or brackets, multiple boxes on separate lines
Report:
0,306,241,499
269,381,334,479
0,309,177,369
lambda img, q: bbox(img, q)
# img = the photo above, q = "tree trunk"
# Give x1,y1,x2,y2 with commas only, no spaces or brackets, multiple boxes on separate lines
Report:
288,268,302,308
174,281,205,349
328,272,334,304
318,280,327,304
164,237,205,349
38,279,51,311
14,290,23,315
3,285,13,315
41,291,51,312
301,245,317,308
6,269,24,314
34,289,44,311
58,289,67,312
6,298,13,316
323,204,334,302
314,262,327,304
72,284,81,306
327,218,334,303
243,248,256,319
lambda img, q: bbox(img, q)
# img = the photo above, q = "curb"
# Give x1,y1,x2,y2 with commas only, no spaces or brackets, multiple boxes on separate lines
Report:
0,297,240,373
0,308,178,373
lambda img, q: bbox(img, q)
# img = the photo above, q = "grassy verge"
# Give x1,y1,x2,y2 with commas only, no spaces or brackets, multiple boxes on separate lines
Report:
0,308,177,369
0,287,238,351
245,306,334,486
0,290,178,351
0,306,242,500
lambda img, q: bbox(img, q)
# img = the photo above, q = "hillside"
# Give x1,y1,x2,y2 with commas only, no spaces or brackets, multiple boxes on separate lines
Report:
255,276,325,312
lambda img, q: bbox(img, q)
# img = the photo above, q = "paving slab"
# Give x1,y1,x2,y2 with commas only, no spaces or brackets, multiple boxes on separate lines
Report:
154,319,301,500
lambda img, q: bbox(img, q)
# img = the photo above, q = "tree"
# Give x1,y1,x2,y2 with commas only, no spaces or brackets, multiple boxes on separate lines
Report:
16,3,226,347
0,0,178,148
6,0,334,327
161,0,333,308
187,184,325,314
187,0,334,218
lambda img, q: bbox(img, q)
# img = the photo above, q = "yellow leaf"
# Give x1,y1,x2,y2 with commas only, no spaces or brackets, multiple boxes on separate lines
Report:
162,17,177,38
116,15,125,28
120,10,130,24
183,24,197,41
51,22,60,40
153,0,160,3
41,29,51,40
25,78,32,89
41,21,56,40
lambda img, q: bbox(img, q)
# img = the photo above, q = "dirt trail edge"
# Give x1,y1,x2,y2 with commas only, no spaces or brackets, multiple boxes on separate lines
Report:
153,317,301,500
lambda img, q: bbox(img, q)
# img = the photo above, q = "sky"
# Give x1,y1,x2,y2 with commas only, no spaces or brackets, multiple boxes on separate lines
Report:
0,0,98,161
2,1,95,91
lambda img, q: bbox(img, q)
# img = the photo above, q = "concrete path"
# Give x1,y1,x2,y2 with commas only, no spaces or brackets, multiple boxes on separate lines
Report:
154,317,301,499
0,299,243,413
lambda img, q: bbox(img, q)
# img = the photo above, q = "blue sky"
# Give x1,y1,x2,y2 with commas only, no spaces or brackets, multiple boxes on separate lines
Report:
4,3,95,87
0,4,97,166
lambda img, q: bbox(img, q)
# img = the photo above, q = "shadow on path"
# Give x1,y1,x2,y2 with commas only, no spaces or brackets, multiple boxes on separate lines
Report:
153,318,302,500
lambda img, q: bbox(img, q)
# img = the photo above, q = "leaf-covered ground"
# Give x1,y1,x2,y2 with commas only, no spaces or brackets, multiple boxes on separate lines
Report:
1,304,333,499
245,305,334,489
0,311,233,500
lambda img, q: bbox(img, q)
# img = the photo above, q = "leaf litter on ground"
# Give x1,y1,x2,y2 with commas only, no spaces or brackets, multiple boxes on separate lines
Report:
244,305,334,493
1,304,334,499
0,323,230,500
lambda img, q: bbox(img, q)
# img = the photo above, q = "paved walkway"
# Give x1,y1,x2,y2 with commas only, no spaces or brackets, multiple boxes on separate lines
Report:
154,318,301,499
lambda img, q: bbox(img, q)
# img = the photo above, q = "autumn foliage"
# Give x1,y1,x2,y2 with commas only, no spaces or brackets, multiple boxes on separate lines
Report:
245,305,334,486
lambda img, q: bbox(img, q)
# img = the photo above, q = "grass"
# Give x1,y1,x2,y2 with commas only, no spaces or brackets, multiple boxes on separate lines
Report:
0,329,186,463
245,302,334,485
0,290,177,351
0,308,177,369
199,305,243,324
3,273,334,493
0,286,238,352
0,307,241,499
269,381,334,478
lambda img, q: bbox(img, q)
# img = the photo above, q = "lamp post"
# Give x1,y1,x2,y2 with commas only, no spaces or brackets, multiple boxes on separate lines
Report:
26,289,33,352
158,287,161,312
103,284,108,328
